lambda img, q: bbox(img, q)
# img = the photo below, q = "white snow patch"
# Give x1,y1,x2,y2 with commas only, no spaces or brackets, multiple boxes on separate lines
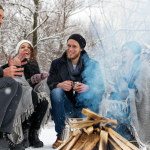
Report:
26,120,57,150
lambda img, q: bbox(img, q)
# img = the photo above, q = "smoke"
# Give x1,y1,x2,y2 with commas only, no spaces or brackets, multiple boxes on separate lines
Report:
75,51,105,117
82,0,150,140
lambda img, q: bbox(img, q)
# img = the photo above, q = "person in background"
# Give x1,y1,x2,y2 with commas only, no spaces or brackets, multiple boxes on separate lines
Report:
0,5,26,150
47,34,105,148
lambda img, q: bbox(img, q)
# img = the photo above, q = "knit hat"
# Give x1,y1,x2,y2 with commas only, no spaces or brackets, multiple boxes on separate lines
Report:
121,41,141,55
15,40,33,54
0,5,4,11
67,34,86,49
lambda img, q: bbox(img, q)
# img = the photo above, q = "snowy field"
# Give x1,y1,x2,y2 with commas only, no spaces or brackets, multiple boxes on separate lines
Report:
26,120,57,150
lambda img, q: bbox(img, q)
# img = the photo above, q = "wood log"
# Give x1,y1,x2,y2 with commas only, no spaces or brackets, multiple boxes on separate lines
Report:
83,126,94,135
61,133,81,150
69,129,82,137
56,136,74,150
70,120,100,129
72,132,90,150
81,108,117,124
70,119,113,124
109,131,132,150
108,138,122,150
99,130,108,150
82,133,100,150
108,128,139,150
94,128,100,133
70,120,96,124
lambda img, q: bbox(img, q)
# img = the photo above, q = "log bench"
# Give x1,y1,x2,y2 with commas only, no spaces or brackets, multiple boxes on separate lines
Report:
0,133,10,150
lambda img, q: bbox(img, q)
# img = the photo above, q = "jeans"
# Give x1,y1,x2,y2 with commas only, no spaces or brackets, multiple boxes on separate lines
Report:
50,88,84,136
0,77,22,133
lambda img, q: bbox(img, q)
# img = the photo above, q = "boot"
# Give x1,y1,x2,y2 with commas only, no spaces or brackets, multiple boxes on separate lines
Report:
3,133,25,150
20,129,29,148
29,128,43,148
52,136,61,148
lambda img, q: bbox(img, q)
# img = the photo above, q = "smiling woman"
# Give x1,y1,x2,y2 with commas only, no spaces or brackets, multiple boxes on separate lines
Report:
15,40,37,63
10,40,51,149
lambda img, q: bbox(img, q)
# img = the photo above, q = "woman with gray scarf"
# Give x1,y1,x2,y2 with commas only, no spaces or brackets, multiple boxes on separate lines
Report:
100,41,150,149
2,40,51,149
15,40,50,149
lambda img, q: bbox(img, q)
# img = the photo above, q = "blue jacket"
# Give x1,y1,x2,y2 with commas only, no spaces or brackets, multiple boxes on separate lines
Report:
47,50,105,110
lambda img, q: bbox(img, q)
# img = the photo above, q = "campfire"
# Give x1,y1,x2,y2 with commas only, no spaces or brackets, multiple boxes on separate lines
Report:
56,108,139,150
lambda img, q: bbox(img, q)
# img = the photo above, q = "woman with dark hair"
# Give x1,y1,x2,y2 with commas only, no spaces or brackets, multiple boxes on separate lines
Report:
6,40,51,149
100,41,150,148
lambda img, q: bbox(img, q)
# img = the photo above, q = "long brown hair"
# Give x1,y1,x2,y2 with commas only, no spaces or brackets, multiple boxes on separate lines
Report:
29,44,37,63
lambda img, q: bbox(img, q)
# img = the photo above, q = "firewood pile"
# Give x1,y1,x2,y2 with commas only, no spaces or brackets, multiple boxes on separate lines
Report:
56,108,139,150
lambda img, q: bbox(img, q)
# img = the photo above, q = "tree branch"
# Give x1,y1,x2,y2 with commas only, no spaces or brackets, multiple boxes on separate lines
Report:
26,15,49,38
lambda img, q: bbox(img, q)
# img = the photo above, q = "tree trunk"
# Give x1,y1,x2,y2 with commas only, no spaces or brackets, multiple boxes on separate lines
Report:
33,0,39,52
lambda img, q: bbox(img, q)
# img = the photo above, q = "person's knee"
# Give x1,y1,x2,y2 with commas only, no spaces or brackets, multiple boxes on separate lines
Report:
4,77,18,88
0,78,18,95
40,99,48,109
50,88,65,104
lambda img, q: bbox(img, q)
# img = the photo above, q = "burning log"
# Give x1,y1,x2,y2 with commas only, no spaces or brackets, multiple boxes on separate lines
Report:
108,128,139,150
57,108,139,150
61,133,81,150
69,129,82,137
108,138,122,150
81,108,117,124
109,131,132,150
56,136,74,150
83,126,94,135
72,132,90,150
82,133,100,150
99,130,108,150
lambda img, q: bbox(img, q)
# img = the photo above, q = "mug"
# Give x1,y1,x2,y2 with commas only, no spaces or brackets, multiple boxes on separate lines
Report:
15,66,23,77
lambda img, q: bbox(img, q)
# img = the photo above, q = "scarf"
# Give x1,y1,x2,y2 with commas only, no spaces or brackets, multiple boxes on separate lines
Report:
67,55,83,81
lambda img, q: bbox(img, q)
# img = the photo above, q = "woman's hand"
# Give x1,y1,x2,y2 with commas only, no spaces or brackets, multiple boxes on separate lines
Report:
30,73,50,85
8,52,27,66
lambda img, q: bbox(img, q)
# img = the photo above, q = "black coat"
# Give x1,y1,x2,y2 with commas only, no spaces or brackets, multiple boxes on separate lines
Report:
23,61,40,80
47,50,105,110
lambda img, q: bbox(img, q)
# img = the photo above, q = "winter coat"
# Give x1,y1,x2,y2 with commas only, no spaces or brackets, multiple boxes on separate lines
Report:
47,50,105,111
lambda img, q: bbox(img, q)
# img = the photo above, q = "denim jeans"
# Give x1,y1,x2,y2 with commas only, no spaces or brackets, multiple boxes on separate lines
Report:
50,88,84,136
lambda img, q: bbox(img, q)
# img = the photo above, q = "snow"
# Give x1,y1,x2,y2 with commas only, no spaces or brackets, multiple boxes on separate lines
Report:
26,120,57,150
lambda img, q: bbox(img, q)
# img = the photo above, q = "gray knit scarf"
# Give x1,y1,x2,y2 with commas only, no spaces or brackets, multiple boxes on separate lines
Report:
67,55,83,81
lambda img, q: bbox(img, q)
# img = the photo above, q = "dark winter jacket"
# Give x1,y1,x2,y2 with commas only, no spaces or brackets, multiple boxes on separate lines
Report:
47,50,105,109
23,61,40,81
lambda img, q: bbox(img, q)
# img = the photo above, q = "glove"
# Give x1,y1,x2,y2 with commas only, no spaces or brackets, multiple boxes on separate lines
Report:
30,73,49,84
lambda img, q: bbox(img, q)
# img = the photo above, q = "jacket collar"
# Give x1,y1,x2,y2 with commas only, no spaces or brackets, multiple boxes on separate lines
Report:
61,49,89,63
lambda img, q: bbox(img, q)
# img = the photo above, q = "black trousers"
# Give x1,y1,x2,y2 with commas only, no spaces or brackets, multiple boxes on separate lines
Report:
22,90,48,130
0,77,22,134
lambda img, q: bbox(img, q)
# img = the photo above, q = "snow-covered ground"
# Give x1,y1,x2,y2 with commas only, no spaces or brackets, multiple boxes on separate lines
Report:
26,120,57,150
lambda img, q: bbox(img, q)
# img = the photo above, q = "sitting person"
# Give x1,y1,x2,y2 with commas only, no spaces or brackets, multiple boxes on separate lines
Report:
47,34,105,148
100,41,150,148
2,40,51,148
15,40,51,148
0,5,26,150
